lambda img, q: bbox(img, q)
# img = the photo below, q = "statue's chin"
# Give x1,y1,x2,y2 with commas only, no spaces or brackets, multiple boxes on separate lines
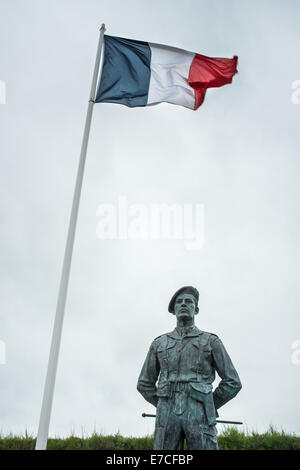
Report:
177,313,191,321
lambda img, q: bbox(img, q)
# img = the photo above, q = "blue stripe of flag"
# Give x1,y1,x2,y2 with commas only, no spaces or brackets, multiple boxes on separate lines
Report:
95,35,151,107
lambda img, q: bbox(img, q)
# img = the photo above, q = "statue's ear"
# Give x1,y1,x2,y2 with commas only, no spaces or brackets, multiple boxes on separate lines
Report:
195,306,199,314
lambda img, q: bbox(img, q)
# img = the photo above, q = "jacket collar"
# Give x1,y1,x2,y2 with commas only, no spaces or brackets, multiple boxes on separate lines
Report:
167,325,203,340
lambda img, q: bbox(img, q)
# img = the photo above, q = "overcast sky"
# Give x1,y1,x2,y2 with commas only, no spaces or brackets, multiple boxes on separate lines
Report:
1,0,300,439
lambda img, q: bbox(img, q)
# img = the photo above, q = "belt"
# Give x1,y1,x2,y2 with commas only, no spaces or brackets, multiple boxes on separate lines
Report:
169,381,190,393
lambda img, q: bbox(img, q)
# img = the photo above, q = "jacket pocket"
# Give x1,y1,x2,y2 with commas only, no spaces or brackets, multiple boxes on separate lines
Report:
191,341,212,374
189,382,212,398
157,341,176,370
157,340,176,353
189,383,216,426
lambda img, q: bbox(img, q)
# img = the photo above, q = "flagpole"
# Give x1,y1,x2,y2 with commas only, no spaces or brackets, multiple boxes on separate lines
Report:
35,23,106,450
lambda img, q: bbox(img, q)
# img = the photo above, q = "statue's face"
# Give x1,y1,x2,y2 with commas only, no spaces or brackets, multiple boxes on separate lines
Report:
174,293,198,321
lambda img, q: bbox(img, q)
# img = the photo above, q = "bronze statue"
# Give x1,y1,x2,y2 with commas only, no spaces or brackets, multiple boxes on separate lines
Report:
137,286,242,450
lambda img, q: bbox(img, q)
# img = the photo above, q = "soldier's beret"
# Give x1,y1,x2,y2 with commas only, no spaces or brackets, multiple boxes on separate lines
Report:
168,286,199,314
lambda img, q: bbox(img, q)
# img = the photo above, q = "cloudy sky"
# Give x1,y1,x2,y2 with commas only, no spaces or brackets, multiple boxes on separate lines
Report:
1,0,300,439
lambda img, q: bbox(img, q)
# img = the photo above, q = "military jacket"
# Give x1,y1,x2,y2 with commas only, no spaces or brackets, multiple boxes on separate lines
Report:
137,326,242,414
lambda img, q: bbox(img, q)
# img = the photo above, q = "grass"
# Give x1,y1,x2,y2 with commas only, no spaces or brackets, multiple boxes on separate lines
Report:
0,426,299,450
217,426,300,450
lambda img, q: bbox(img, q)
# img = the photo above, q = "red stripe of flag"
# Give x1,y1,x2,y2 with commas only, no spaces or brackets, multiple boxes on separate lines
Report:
188,54,238,109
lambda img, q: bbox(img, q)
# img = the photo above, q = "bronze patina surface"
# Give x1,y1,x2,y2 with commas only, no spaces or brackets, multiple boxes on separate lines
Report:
137,286,242,450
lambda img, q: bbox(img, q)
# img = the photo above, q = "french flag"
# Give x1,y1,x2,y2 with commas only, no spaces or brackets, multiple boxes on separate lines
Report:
96,35,238,110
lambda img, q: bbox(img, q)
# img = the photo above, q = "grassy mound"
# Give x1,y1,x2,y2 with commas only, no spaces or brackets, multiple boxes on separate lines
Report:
0,426,299,450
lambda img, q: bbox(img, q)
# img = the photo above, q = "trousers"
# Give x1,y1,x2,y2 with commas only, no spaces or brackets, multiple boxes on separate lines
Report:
153,384,218,450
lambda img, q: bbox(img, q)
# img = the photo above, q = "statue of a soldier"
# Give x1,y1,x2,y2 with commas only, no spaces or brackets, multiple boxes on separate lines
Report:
137,286,242,450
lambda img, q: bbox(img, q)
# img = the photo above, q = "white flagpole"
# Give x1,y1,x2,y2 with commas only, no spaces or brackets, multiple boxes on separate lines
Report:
35,23,106,450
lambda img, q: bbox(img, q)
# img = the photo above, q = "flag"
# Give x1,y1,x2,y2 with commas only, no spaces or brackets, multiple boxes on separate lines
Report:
96,35,238,110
